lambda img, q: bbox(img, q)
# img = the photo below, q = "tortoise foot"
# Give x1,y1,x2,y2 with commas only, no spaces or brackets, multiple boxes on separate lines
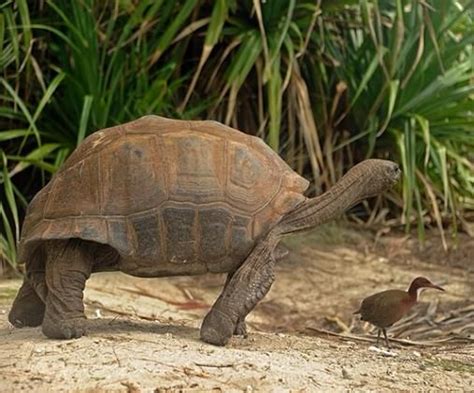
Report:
42,316,87,339
8,280,45,328
200,309,235,346
8,305,45,328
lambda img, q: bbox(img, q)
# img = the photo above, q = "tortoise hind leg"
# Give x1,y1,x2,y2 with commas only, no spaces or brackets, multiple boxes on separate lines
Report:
8,279,45,328
41,239,92,339
200,238,276,346
9,248,48,328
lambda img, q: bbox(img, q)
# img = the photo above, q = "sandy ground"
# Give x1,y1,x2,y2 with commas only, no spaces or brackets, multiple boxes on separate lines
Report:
0,224,473,392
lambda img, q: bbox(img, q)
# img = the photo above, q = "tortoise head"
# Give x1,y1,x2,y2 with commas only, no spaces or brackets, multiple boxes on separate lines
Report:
344,159,401,201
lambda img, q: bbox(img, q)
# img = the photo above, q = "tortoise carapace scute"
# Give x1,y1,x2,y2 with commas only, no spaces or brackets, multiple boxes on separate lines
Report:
20,115,309,277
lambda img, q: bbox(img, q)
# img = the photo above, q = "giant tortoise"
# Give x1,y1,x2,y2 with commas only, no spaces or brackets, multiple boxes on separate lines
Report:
8,115,400,345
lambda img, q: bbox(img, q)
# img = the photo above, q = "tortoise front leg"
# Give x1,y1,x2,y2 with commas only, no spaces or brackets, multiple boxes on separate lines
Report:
200,241,275,346
220,273,248,337
8,278,45,328
217,242,288,339
41,240,92,339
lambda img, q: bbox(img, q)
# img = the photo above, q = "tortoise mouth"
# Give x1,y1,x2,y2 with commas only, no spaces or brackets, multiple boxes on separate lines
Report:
389,163,402,183
394,166,401,180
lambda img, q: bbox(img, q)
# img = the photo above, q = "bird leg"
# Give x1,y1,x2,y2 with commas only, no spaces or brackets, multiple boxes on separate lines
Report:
200,237,276,346
382,328,391,349
377,329,381,346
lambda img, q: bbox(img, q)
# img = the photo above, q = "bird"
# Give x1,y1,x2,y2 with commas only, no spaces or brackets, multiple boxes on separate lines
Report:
354,277,444,348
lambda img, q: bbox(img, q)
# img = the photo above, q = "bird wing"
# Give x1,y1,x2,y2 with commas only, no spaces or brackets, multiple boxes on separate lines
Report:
359,290,409,328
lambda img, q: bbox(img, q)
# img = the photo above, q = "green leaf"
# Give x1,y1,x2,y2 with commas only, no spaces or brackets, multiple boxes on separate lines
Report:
16,0,32,56
205,0,228,47
377,79,399,136
1,152,19,244
414,115,430,168
0,205,17,265
0,77,41,146
226,32,263,88
267,55,282,150
349,48,387,108
150,0,199,64
0,130,30,141
8,144,60,177
32,72,65,122
77,95,94,145
0,13,5,66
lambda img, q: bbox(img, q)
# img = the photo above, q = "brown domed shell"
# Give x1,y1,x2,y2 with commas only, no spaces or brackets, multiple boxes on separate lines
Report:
19,116,308,274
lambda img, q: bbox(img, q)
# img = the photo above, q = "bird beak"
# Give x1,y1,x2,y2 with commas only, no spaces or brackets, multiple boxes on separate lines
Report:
430,283,445,291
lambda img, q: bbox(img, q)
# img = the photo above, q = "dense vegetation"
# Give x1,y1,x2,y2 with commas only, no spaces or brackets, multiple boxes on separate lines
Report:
1,0,473,268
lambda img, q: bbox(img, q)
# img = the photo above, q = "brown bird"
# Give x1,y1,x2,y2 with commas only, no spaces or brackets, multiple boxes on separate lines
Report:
354,277,444,348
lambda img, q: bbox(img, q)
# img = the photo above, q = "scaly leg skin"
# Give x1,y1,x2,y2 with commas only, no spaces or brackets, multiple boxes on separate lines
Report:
41,239,92,339
8,278,45,328
221,239,289,339
200,240,275,346
376,329,381,346
382,328,391,349
220,273,248,337
234,319,248,337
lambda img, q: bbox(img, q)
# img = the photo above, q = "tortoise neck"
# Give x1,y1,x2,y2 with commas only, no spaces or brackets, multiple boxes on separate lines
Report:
273,169,365,235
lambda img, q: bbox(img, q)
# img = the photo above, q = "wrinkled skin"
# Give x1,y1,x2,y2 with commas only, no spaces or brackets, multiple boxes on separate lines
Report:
200,160,400,345
10,240,93,339
8,279,45,328
9,159,400,344
201,241,276,345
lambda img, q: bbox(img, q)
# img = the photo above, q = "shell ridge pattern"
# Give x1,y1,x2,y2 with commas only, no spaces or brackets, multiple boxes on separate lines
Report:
153,133,169,202
65,125,124,170
166,129,226,204
97,148,104,216
20,116,310,274
221,137,233,264
153,133,170,262
36,200,255,221
226,139,283,215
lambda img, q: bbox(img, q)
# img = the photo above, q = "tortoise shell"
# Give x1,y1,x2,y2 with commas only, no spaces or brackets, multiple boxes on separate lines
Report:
19,116,309,276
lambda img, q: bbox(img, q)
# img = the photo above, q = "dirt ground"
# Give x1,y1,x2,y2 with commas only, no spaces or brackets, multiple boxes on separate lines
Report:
0,224,473,392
